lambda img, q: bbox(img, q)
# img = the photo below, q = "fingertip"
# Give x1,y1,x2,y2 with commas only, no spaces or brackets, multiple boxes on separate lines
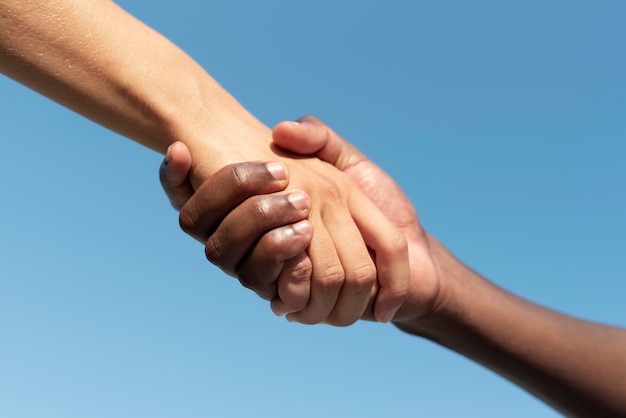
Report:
272,120,299,141
373,273,410,323
271,299,288,317
287,192,311,213
291,219,313,239
375,305,401,324
265,161,288,182
348,193,410,324
272,119,324,154
163,142,192,186
374,264,410,323
169,141,192,165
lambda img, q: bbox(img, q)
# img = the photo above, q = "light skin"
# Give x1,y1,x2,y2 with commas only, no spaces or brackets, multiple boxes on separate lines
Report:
0,0,408,324
5,1,624,413
161,116,626,417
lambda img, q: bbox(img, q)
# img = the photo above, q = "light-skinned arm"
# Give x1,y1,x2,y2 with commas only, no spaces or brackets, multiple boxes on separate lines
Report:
0,1,409,325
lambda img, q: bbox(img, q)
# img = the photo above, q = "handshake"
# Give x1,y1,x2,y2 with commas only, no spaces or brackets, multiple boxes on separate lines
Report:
159,116,626,416
3,1,623,413
159,115,437,328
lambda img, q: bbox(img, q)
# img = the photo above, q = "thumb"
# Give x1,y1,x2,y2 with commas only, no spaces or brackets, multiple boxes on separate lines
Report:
159,141,194,211
273,115,367,171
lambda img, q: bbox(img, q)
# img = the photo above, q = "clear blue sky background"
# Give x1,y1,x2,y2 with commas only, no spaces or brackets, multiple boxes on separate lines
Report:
1,1,624,417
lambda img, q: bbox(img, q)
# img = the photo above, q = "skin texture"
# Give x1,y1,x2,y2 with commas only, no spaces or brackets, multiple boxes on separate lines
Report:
0,0,409,325
161,116,626,417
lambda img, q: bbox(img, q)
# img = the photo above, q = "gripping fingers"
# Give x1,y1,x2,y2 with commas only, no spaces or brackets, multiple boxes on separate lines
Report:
206,192,311,277
349,190,410,323
237,220,313,301
285,212,346,325
179,161,289,243
271,251,314,316
320,206,377,326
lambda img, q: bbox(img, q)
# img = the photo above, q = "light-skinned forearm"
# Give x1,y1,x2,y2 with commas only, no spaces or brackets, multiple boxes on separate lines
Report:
0,0,269,185
395,234,626,417
0,1,411,325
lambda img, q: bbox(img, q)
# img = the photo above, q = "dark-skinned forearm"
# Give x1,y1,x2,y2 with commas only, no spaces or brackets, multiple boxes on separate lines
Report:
395,234,626,417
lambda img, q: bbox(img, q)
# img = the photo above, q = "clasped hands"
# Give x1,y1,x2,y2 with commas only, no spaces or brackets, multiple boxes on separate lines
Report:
160,116,439,327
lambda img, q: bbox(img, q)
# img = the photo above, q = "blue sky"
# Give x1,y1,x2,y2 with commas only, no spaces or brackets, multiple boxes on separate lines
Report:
1,1,624,417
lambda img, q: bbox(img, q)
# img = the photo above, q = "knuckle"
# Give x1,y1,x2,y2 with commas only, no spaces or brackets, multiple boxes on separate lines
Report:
315,177,341,201
178,204,198,235
204,234,225,265
347,263,377,289
277,257,312,312
289,257,313,284
389,228,409,255
251,196,272,220
230,164,252,191
322,183,341,201
316,264,345,291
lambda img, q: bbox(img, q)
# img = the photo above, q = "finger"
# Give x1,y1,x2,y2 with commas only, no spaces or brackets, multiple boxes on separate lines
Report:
179,161,288,243
272,118,326,154
286,211,344,325
275,117,411,322
273,115,366,171
159,141,194,210
271,251,313,316
236,220,313,301
349,190,410,323
206,191,311,277
322,203,377,326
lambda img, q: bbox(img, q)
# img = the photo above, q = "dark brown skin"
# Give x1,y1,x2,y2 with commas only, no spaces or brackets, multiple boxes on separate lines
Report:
161,116,626,417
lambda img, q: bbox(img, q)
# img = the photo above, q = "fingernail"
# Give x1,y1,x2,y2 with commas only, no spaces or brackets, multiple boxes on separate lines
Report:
378,307,400,324
266,162,286,180
274,307,298,317
164,144,173,165
291,220,312,236
287,192,309,211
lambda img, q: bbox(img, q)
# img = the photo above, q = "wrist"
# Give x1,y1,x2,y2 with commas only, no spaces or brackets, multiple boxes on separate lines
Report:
392,233,481,340
163,81,274,187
